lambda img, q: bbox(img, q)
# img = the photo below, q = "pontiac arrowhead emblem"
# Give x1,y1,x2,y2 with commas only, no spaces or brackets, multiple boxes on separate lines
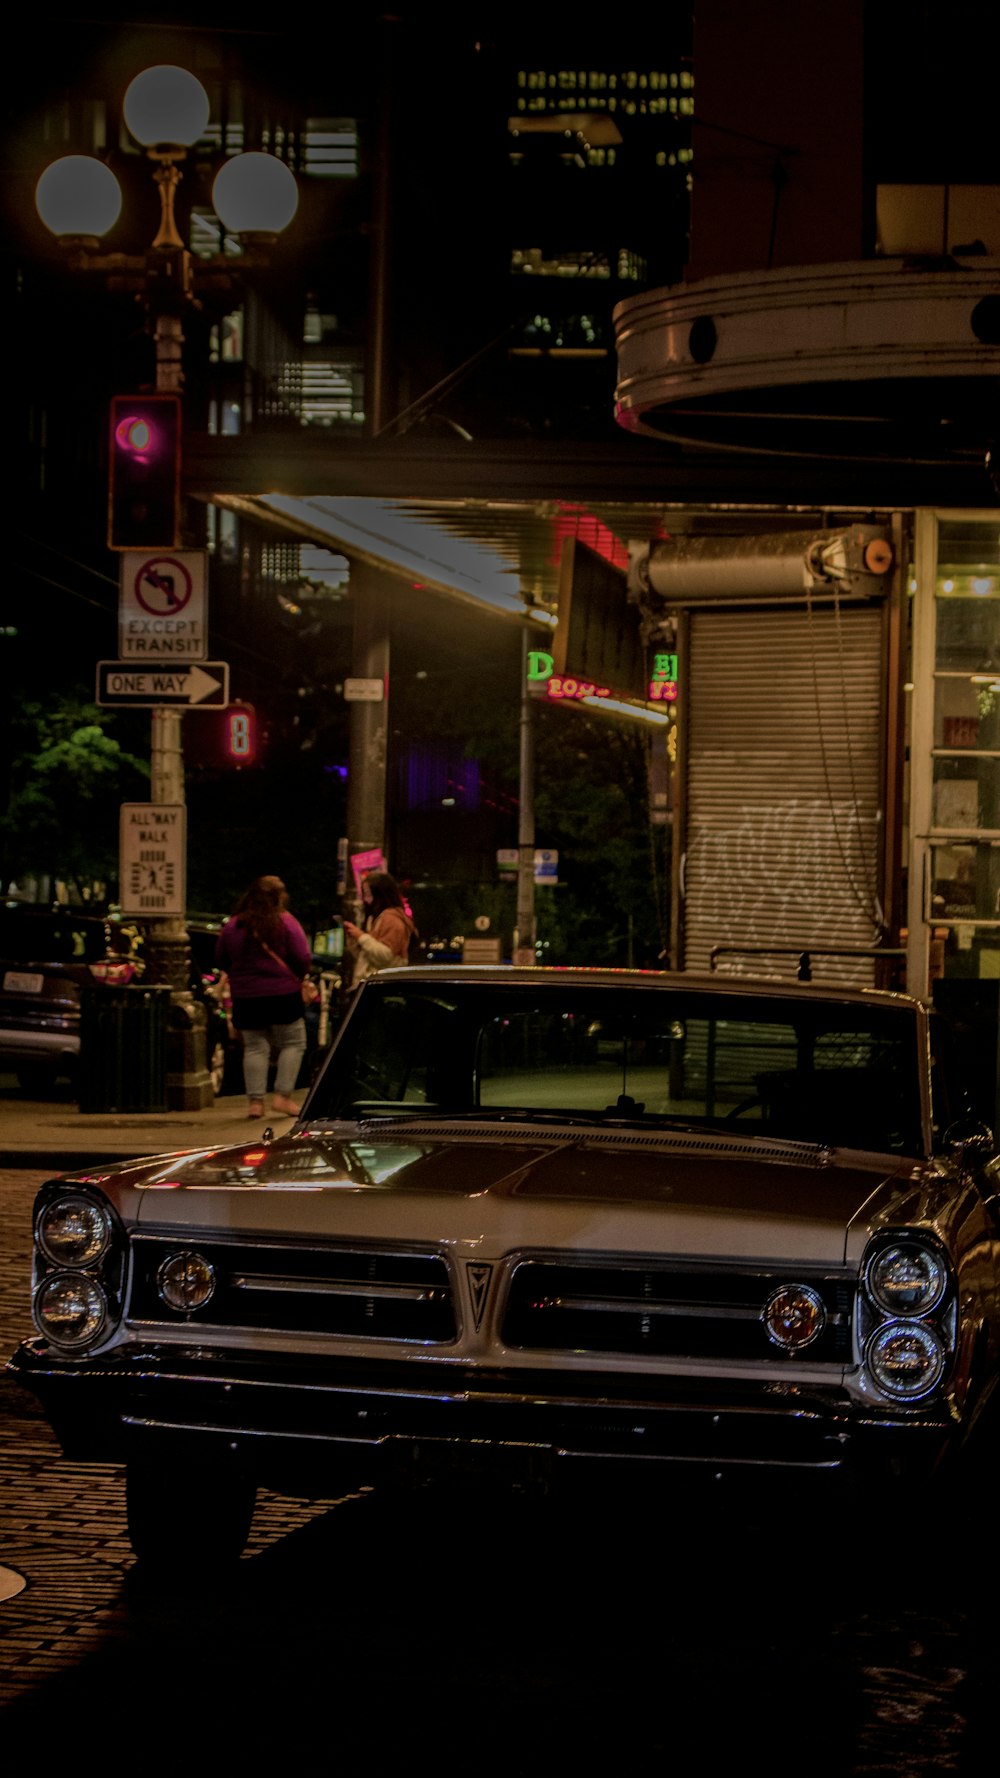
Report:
466,1262,494,1332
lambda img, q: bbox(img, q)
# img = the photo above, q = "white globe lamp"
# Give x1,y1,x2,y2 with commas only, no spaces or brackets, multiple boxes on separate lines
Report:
213,152,299,241
123,65,210,152
35,156,123,246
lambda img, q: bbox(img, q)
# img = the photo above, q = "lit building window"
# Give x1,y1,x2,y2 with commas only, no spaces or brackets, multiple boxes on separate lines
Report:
515,312,607,350
191,208,243,260
510,248,610,279
510,61,692,157
617,248,646,282
206,504,238,564
208,311,244,364
289,355,365,427
302,119,358,179
207,399,242,438
200,121,245,156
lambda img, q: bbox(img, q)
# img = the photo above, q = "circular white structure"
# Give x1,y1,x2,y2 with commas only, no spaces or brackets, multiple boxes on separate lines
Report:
123,64,210,150
213,152,299,237
35,155,122,240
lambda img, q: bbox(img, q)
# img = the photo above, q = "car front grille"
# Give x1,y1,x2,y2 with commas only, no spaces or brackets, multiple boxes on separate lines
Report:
128,1236,456,1344
127,1237,852,1367
501,1258,853,1365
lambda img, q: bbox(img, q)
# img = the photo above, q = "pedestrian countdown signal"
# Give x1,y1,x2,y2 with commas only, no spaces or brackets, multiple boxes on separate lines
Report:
225,704,256,764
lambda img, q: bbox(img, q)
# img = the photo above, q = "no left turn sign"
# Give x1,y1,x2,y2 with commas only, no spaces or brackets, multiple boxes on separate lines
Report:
133,555,194,615
119,549,206,660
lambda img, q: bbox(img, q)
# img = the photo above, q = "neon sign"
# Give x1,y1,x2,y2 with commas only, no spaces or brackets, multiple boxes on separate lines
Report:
530,648,674,706
547,676,611,702
527,649,610,701
648,650,678,703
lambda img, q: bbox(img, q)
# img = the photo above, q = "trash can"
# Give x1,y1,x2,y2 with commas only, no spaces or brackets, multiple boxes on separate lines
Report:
78,985,170,1114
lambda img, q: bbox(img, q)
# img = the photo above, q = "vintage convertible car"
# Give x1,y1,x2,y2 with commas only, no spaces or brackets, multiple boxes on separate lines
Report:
8,962,1000,1566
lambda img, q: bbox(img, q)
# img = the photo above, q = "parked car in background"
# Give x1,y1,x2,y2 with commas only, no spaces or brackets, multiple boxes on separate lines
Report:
0,906,250,1099
0,904,141,1095
10,959,999,1571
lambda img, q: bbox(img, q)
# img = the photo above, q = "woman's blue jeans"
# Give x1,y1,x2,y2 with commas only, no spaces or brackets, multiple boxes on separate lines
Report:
240,1018,306,1098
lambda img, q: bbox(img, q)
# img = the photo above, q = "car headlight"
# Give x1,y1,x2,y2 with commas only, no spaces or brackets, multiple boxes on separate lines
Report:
157,1250,216,1312
37,1194,111,1268
34,1272,107,1348
865,1242,946,1317
866,1320,946,1399
763,1284,826,1350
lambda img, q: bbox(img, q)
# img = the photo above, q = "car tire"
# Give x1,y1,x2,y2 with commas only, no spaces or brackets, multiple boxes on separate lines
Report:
16,1063,60,1097
125,1458,257,1569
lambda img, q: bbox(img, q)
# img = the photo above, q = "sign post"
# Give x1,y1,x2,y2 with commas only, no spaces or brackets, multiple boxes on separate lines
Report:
116,540,214,1107
119,804,186,917
498,847,559,884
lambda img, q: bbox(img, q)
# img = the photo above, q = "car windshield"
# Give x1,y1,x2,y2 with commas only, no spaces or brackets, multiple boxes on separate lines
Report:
310,979,928,1156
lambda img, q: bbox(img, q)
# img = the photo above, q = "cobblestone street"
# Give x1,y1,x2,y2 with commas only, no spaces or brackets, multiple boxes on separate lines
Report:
0,1170,348,1739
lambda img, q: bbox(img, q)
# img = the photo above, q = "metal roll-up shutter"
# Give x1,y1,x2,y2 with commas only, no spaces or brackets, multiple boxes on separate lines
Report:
682,604,885,985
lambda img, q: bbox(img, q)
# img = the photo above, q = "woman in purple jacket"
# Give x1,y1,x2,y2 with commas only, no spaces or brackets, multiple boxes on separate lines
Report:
215,875,312,1119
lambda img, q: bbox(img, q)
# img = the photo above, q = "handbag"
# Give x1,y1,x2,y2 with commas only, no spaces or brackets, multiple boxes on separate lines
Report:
261,941,319,1006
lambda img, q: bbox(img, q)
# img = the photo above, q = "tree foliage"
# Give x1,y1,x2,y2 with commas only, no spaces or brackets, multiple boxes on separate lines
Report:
532,704,669,967
0,690,148,902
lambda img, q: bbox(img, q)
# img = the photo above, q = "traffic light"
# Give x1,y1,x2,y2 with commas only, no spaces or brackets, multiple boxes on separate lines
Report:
108,394,181,551
224,703,257,765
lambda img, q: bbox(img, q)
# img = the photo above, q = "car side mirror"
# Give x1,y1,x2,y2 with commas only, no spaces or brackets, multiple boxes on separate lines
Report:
945,1119,996,1163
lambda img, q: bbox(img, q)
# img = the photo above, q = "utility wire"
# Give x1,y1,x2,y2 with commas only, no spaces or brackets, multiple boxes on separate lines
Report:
13,556,310,675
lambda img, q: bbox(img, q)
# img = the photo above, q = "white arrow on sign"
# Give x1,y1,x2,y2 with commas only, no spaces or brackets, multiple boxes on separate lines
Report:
96,661,230,707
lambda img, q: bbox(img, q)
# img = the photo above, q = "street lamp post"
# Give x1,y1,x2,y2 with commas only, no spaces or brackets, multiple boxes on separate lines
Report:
35,63,299,1108
119,67,210,1045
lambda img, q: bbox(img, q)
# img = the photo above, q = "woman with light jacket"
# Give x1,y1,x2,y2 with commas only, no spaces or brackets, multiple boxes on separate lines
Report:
343,870,416,982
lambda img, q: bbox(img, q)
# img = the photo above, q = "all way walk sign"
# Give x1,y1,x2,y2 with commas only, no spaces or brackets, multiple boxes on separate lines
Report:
97,661,229,707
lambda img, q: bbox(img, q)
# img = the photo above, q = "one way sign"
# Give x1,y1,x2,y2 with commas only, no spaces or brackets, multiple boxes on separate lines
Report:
96,661,229,708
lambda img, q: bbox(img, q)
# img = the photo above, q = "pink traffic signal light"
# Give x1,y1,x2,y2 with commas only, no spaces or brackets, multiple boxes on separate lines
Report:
114,413,154,453
225,703,256,764
108,394,181,550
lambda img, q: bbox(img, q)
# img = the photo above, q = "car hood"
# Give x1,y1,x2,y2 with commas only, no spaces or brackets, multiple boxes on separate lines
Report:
73,1119,928,1267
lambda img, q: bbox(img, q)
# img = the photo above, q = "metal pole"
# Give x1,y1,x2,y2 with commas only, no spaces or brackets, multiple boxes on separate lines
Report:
513,627,536,967
343,562,391,982
142,308,212,1107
